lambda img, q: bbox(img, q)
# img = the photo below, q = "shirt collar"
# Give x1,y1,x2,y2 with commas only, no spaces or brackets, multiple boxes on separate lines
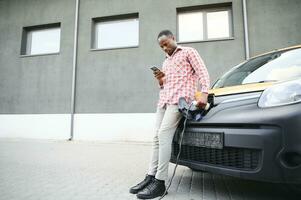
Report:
165,45,183,58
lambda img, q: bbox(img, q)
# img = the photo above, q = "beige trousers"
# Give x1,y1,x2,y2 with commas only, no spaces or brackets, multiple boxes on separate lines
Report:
147,105,182,181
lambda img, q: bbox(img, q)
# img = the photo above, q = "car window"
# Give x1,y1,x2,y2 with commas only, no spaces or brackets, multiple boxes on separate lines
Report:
213,48,301,88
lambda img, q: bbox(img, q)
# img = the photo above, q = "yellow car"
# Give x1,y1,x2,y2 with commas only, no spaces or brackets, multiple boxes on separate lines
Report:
171,45,301,192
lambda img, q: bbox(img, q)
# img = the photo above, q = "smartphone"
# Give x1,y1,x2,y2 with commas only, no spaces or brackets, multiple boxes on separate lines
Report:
150,66,160,72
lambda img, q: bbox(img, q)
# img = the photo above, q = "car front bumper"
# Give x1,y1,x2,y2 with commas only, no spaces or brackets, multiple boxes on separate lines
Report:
171,93,301,184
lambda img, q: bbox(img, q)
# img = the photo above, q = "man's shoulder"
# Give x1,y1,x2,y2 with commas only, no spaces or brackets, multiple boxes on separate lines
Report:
179,46,196,52
179,46,203,59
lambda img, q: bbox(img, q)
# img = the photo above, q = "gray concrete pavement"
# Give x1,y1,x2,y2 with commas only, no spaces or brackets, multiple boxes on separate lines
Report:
0,138,299,200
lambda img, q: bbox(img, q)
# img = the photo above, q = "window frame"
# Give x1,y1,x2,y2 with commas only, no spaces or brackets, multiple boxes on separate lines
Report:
177,4,233,43
20,23,61,57
91,13,139,51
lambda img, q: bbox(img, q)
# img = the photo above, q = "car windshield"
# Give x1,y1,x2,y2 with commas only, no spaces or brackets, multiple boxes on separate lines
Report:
213,48,301,89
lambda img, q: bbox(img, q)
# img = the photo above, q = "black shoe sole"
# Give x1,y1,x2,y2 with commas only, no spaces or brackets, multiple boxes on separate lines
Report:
136,191,167,199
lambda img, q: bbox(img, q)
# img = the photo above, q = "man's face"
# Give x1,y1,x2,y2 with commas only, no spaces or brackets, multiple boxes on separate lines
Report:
158,35,177,55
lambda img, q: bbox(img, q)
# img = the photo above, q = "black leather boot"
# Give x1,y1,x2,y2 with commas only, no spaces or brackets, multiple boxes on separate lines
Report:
136,178,166,199
129,175,155,194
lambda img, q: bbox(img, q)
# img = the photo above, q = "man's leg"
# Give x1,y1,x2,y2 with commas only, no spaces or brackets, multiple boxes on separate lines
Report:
147,106,165,176
136,105,182,199
129,106,165,194
155,105,182,181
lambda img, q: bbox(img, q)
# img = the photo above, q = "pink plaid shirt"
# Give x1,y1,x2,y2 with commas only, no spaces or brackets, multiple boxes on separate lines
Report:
158,46,210,108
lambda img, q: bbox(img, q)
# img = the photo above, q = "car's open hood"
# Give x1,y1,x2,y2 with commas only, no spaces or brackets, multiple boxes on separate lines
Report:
208,82,275,96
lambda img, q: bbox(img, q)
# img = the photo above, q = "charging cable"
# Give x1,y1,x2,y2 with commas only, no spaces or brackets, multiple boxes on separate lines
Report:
159,101,206,200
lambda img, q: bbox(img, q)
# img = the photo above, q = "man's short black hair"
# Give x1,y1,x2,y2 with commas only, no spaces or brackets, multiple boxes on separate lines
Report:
157,30,174,39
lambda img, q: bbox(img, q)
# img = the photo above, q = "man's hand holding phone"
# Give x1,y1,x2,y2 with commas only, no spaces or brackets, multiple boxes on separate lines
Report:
150,66,165,88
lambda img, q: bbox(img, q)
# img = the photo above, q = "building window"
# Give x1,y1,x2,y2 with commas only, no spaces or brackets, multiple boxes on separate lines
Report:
177,4,232,42
21,23,61,55
92,13,139,50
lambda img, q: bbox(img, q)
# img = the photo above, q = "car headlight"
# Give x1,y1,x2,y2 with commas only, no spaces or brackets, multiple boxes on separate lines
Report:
258,79,301,108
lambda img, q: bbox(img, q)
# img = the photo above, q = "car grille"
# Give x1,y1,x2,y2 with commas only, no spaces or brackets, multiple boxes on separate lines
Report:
172,143,261,170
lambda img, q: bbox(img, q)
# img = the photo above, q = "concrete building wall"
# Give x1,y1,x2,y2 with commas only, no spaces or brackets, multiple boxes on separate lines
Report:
2,0,300,114
0,0,300,141
0,0,75,114
0,0,247,114
75,0,246,113
247,0,301,56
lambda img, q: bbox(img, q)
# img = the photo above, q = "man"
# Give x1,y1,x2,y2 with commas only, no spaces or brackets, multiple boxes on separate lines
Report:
129,30,210,199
